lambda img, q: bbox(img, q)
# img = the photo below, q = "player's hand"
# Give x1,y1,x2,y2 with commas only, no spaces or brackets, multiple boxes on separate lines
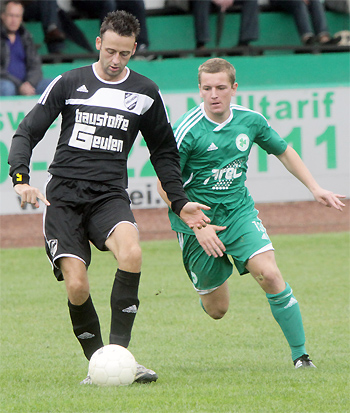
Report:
179,202,211,229
14,184,50,209
312,188,346,211
193,224,227,257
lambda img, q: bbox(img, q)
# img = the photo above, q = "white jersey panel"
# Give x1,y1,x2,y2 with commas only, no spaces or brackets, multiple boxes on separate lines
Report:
65,88,154,115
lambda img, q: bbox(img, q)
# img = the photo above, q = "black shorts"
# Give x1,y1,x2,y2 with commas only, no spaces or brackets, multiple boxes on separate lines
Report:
43,175,137,281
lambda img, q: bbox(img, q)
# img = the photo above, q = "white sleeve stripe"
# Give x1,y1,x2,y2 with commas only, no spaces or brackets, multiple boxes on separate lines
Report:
38,75,62,105
176,112,203,149
174,106,202,141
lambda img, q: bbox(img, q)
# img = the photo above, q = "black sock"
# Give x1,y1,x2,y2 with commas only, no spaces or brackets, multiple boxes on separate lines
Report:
110,269,141,348
68,295,104,360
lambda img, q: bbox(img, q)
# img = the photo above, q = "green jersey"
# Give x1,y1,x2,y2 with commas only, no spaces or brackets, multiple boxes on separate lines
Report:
168,102,287,234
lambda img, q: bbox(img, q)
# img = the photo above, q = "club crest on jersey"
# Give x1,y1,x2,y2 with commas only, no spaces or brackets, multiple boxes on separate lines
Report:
124,93,138,111
236,134,250,152
48,239,58,257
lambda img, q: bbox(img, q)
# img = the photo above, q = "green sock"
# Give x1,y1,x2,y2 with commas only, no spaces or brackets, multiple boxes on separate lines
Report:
266,282,307,361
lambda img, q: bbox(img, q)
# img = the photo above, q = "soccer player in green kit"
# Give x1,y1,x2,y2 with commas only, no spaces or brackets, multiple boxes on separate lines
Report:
157,58,346,368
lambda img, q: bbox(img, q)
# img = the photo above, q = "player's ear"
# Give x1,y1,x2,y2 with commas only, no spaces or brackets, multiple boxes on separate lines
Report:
96,36,102,51
231,82,238,96
131,42,137,56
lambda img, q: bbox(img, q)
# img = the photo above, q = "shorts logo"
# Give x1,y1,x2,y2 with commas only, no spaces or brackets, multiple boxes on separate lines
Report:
236,134,249,152
124,93,138,111
190,271,198,285
48,239,58,257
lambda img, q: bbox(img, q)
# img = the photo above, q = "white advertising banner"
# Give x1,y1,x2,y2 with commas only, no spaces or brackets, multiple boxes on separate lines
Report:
0,86,349,215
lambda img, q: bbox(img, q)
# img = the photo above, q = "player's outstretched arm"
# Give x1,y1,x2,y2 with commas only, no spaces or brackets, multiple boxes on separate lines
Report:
14,184,50,209
277,146,346,211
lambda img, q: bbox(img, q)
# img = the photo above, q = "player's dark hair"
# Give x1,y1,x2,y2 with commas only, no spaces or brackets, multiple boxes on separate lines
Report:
198,58,236,86
100,10,140,40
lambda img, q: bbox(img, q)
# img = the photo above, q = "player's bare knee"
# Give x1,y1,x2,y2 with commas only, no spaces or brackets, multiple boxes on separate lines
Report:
118,243,142,269
253,267,285,294
208,308,227,320
206,303,228,320
65,278,90,305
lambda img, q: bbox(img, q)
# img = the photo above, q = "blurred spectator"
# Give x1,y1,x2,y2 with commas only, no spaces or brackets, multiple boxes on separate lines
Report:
191,0,259,53
116,1,149,51
270,0,342,45
71,0,115,23
0,0,53,96
325,0,349,14
71,0,150,51
22,0,66,53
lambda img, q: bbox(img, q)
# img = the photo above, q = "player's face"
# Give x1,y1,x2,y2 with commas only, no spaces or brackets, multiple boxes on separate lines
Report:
1,2,24,34
199,71,238,123
95,30,136,82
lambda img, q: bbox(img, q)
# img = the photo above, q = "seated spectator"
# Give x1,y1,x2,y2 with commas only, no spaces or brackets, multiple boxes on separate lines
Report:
71,0,150,52
71,0,115,24
0,0,53,96
115,1,150,52
325,0,349,14
191,0,259,54
270,0,342,45
22,0,66,53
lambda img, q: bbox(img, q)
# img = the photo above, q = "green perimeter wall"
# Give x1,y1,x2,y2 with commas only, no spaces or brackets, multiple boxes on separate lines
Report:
28,11,349,55
43,53,350,93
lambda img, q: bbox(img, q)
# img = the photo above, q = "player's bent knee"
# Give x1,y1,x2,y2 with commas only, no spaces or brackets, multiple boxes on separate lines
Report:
65,278,90,304
125,243,142,262
205,304,228,320
210,310,226,320
118,243,142,268
208,308,227,320
253,268,285,294
201,282,229,319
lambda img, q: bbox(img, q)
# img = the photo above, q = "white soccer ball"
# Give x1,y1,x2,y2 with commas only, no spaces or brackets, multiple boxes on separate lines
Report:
88,344,137,386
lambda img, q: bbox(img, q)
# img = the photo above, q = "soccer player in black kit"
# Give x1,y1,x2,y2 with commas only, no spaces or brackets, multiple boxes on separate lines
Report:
8,10,210,384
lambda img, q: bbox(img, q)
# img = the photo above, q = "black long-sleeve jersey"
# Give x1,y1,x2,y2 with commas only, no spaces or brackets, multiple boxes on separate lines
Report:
8,64,188,210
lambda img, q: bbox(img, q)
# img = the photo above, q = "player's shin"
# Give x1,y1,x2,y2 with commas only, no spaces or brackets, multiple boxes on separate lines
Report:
109,269,141,348
266,282,307,361
68,295,104,360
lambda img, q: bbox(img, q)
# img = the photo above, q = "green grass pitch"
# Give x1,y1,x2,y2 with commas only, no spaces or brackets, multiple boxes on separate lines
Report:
1,232,349,412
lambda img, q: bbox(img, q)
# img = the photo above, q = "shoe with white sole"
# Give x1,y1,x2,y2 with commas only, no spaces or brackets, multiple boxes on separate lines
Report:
294,354,317,369
134,362,158,383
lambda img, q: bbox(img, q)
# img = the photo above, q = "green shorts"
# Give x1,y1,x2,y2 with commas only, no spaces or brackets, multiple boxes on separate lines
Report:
177,209,273,293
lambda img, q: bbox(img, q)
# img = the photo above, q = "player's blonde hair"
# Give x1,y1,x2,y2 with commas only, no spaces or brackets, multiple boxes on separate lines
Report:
198,58,236,86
